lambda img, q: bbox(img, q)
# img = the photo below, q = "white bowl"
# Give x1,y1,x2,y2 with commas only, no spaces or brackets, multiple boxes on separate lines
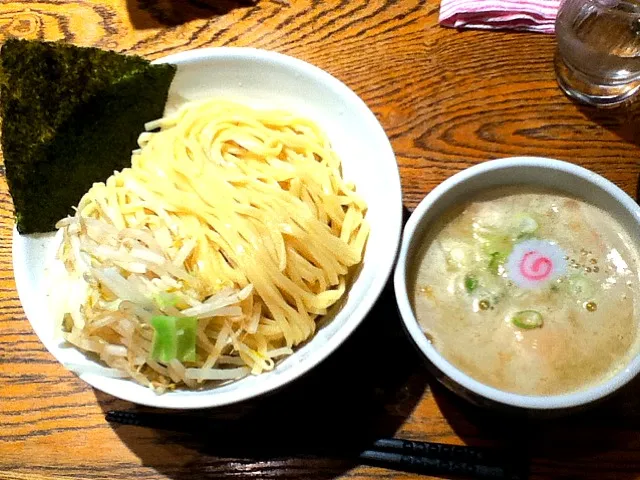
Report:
12,47,403,409
394,157,640,410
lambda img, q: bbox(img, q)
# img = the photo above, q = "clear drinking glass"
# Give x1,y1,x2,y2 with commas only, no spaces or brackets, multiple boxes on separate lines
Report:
555,0,640,107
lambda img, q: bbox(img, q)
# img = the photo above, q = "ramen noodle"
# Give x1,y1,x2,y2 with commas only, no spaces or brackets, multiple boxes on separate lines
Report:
53,99,369,392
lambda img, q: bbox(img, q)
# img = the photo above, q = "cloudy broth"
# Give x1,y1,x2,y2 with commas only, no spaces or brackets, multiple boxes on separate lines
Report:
412,187,640,396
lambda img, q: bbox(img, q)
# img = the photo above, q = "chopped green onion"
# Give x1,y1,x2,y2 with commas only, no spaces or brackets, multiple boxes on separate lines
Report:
488,251,507,274
464,274,479,292
175,317,198,362
511,310,543,330
442,241,472,271
150,316,175,363
481,234,512,254
516,214,538,235
150,315,198,363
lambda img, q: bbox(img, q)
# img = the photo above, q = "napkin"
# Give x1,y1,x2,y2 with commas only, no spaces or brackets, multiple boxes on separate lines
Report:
439,0,561,33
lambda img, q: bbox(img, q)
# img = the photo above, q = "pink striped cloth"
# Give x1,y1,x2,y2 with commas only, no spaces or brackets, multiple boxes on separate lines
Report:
439,0,561,33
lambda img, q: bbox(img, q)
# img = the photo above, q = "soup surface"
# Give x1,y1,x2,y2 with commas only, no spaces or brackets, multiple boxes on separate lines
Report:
412,187,640,396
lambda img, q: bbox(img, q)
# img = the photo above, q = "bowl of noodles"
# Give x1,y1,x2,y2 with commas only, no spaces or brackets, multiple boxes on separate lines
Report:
12,47,402,408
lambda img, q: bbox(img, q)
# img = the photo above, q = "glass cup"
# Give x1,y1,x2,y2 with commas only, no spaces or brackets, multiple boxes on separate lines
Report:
555,0,640,107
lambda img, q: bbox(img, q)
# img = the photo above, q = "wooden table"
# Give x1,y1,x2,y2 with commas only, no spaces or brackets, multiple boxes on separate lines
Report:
1,1,640,479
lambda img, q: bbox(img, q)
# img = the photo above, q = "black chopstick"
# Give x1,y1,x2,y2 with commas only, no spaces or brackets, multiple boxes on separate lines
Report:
360,448,523,480
106,410,528,479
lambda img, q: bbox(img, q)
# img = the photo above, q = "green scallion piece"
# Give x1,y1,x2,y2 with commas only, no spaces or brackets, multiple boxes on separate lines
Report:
464,275,479,292
511,310,543,330
150,315,198,363
517,214,538,234
488,251,507,274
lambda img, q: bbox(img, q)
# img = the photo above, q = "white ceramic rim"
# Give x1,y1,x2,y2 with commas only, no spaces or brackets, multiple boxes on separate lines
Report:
13,47,403,409
394,156,640,410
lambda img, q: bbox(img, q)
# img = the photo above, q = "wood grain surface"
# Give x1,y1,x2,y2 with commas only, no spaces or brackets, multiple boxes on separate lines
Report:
1,1,640,479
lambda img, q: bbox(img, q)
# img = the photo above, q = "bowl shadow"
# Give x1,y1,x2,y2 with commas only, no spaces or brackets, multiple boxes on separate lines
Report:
430,369,640,480
95,273,428,480
126,0,256,29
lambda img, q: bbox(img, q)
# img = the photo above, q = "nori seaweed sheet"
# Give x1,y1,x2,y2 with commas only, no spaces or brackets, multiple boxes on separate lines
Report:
0,39,177,233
